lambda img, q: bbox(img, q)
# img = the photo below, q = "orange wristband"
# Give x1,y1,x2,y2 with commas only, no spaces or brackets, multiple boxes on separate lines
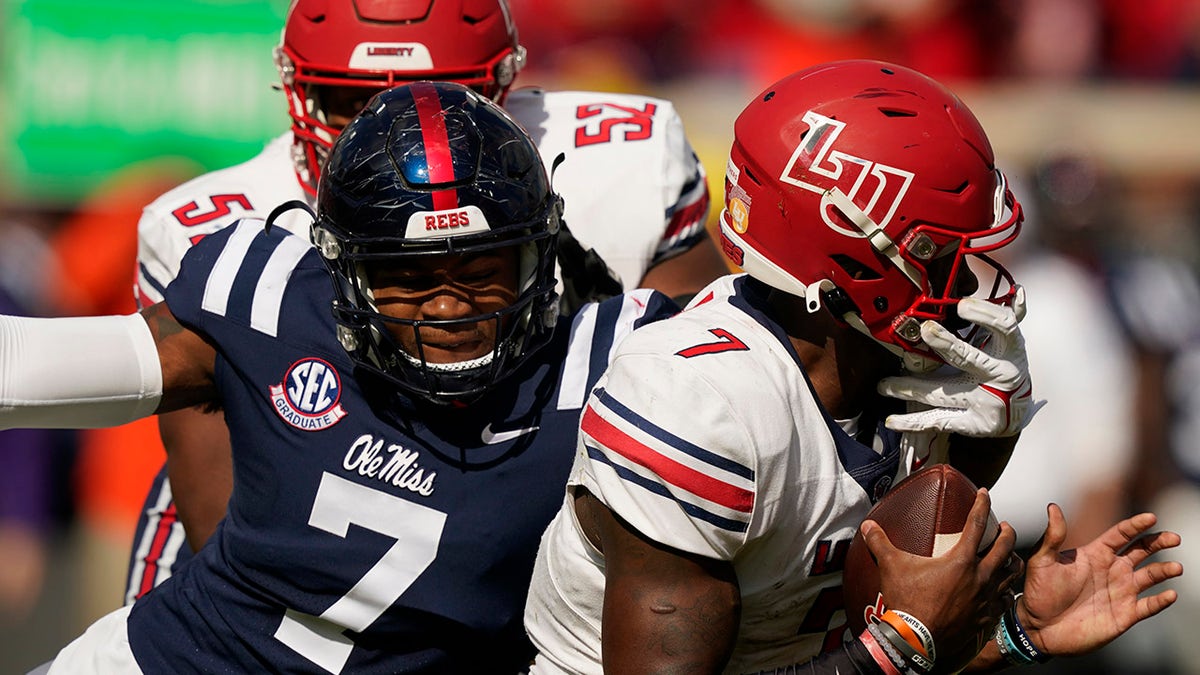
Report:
886,609,937,665
880,610,927,657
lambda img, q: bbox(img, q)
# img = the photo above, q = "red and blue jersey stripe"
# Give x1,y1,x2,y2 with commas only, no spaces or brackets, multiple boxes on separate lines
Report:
581,386,755,533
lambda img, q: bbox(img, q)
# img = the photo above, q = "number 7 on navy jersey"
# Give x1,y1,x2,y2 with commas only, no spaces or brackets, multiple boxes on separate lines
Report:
274,473,447,674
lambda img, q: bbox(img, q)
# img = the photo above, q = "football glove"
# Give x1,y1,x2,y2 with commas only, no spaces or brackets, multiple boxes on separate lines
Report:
878,288,1041,438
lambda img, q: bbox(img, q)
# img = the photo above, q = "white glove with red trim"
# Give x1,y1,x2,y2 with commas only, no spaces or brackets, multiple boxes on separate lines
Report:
878,288,1042,438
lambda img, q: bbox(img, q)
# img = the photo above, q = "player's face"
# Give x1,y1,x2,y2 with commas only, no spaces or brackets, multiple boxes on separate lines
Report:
926,251,980,298
367,247,521,364
317,85,387,130
926,249,980,330
317,82,498,130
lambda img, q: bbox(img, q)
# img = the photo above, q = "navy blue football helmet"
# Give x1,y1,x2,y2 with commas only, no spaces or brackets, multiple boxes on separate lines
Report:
312,81,561,402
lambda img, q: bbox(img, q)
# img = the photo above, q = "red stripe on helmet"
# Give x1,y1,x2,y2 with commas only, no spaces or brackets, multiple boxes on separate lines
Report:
410,82,459,212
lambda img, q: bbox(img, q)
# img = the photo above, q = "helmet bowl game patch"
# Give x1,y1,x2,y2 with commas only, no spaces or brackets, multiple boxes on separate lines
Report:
270,358,348,431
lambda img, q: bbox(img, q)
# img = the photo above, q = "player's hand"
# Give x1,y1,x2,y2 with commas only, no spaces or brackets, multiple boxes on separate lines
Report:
1017,505,1182,657
878,288,1040,438
862,488,1021,673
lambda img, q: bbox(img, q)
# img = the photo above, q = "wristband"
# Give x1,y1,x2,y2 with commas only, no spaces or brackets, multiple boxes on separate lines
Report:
994,618,1030,667
871,624,910,673
888,610,936,666
1002,593,1051,664
874,619,930,673
860,626,904,675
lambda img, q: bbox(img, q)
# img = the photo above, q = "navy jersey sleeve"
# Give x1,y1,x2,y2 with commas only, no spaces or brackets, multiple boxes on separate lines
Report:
164,218,337,358
550,288,679,413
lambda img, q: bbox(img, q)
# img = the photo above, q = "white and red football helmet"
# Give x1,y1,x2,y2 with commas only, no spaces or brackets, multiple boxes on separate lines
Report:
720,59,1023,358
275,0,526,195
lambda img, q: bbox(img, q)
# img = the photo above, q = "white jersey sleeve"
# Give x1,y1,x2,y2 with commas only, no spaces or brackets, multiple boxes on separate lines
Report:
504,88,710,289
527,281,904,674
577,342,759,560
135,133,313,307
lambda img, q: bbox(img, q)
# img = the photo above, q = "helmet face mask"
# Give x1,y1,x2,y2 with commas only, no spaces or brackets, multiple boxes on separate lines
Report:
313,81,560,403
718,60,1023,359
276,0,525,195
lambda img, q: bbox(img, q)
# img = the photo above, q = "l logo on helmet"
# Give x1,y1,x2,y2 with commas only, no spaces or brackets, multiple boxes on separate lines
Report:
779,111,913,238
270,358,348,431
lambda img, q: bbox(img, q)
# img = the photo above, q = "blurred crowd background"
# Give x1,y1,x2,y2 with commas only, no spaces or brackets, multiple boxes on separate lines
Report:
1,0,1199,672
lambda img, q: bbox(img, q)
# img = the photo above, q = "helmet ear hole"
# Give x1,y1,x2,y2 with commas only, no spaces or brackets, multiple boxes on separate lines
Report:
831,254,881,281
740,165,764,187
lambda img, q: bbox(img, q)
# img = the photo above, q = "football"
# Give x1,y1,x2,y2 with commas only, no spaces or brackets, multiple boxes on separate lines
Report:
842,463,999,634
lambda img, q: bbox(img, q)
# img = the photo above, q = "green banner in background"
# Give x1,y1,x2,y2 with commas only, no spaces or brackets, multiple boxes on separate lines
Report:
1,0,290,205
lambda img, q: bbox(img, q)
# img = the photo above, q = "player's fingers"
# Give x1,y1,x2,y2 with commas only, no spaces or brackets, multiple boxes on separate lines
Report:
956,297,1020,337
883,410,964,434
1030,503,1067,563
1011,286,1028,323
877,375,973,407
860,520,898,564
979,522,1018,580
920,322,999,379
958,302,1015,357
1135,560,1184,595
1137,589,1179,622
954,489,997,555
1143,529,1183,556
1101,512,1160,554
975,523,1020,601
1122,529,1183,568
886,412,960,434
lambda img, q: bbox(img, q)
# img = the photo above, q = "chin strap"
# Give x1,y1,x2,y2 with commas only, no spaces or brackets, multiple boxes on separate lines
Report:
549,153,623,312
824,187,924,289
555,220,623,312
263,199,315,233
804,278,911,364
811,190,947,367
803,279,835,314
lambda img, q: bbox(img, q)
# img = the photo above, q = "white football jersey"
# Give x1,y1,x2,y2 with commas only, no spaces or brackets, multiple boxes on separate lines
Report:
136,133,309,306
524,275,904,675
503,87,710,288
135,88,709,307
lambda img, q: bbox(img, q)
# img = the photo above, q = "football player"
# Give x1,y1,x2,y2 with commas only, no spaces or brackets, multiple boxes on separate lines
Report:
11,82,679,673
523,61,1182,674
127,0,727,603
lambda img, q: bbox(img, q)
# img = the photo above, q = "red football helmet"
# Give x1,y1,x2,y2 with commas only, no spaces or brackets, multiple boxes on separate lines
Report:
275,0,526,195
720,60,1023,358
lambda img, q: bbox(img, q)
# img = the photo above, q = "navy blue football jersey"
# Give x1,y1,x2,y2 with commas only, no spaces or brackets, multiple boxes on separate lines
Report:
125,219,677,674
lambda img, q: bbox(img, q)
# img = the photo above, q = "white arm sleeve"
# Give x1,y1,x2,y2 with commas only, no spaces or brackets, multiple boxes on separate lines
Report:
0,313,164,429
